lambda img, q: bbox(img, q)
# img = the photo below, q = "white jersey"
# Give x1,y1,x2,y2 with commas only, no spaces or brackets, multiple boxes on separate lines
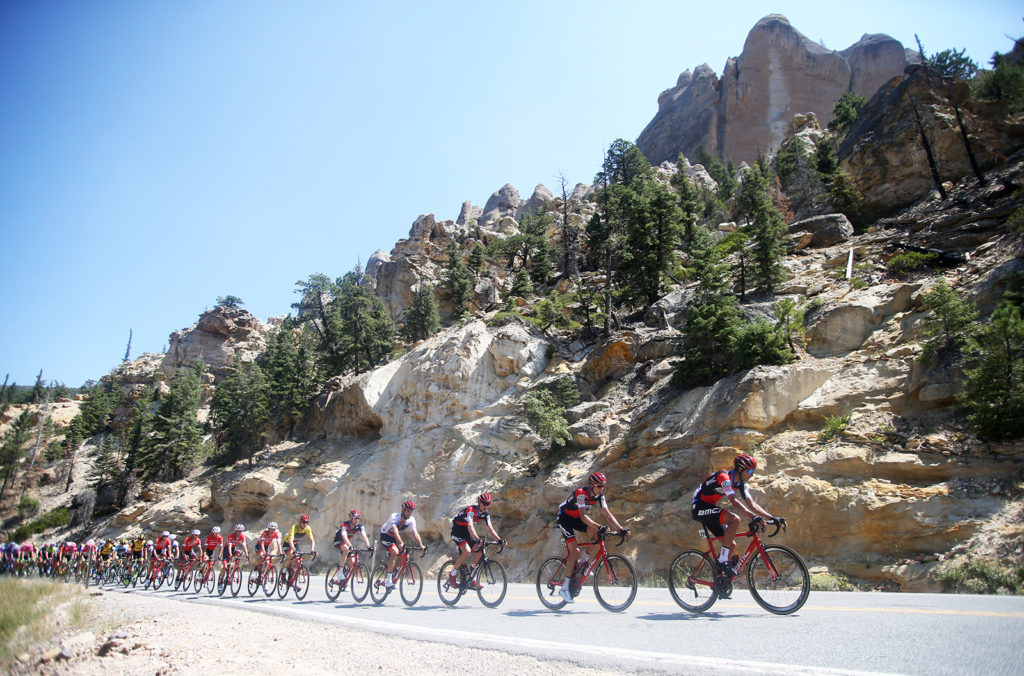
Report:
380,512,417,536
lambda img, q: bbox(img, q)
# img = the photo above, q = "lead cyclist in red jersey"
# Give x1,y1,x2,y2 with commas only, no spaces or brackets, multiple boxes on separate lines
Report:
691,454,781,576
555,472,630,604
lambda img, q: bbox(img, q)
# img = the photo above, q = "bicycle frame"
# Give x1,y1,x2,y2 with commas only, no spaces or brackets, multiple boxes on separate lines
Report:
701,526,777,580
564,534,613,587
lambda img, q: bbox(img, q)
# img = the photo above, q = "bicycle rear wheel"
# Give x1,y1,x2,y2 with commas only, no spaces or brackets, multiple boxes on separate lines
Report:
181,565,193,592
476,560,508,608
247,567,261,597
400,562,423,606
325,564,343,601
350,563,370,603
153,565,166,590
217,568,228,596
369,564,389,605
668,549,718,613
204,567,215,594
294,564,310,600
262,565,277,597
536,556,568,610
747,545,810,615
436,560,464,606
593,554,637,612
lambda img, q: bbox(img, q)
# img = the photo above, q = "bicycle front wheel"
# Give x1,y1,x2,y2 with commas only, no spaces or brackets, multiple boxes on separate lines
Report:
217,569,229,597
476,560,508,608
276,568,290,599
369,564,389,605
747,545,810,615
350,563,370,603
436,560,463,606
230,566,242,597
293,564,310,600
668,549,718,613
536,556,568,610
593,554,637,612
325,564,343,601
400,562,423,606
262,565,277,597
247,567,261,597
181,566,193,592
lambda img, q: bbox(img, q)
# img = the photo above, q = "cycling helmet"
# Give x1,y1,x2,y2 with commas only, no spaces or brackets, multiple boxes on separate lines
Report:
401,500,415,511
478,493,493,505
191,529,200,535
146,540,153,546
161,531,170,537
212,526,221,533
734,454,758,471
349,509,361,519
86,539,95,546
589,472,607,486
234,524,245,531
267,521,278,530
170,534,177,540
299,515,310,523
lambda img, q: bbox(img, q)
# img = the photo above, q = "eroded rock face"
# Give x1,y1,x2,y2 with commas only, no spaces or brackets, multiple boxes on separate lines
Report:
637,15,910,166
162,307,269,383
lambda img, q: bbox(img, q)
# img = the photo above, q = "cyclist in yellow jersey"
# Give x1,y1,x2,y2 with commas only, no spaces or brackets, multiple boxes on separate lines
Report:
131,535,148,562
283,515,316,575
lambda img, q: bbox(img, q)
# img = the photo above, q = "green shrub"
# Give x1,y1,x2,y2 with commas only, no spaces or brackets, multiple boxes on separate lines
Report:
810,572,857,591
10,507,69,541
17,496,40,520
937,558,1024,594
886,251,939,278
818,413,852,441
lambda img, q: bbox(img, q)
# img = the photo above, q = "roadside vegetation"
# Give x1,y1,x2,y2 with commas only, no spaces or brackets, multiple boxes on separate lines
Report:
0,578,86,667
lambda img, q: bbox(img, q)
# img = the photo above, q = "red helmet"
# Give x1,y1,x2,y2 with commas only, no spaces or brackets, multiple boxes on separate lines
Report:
299,514,311,523
349,509,361,519
589,472,607,486
734,454,758,471
401,500,415,512
478,493,492,505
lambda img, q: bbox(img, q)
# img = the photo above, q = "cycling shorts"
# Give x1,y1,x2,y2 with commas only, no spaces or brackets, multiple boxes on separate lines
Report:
379,533,399,549
450,524,473,546
692,501,727,537
556,511,587,542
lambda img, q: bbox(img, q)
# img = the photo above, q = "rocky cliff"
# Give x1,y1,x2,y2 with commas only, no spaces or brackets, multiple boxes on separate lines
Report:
637,14,913,165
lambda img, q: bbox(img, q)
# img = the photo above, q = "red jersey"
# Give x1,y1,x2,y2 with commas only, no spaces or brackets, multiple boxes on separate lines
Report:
559,486,607,519
204,533,224,550
154,536,172,552
225,532,246,552
183,535,202,551
258,528,281,545
692,470,751,506
452,505,491,527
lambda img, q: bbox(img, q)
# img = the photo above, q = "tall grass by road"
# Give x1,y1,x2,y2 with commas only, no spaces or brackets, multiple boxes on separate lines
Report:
0,578,81,666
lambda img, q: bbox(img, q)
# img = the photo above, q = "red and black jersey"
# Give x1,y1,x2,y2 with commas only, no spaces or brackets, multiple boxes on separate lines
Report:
333,520,364,544
558,486,607,519
692,470,751,506
452,505,491,528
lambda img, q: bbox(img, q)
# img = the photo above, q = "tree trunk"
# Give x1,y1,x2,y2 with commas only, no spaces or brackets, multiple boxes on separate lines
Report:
910,95,948,200
950,93,986,184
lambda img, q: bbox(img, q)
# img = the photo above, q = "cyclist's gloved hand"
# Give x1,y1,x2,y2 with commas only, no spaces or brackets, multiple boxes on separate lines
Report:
597,525,608,536
775,516,787,528
499,539,507,546
619,528,631,538
750,516,766,530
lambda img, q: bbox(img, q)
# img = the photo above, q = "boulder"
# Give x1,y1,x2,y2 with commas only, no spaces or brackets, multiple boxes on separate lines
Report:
788,213,854,248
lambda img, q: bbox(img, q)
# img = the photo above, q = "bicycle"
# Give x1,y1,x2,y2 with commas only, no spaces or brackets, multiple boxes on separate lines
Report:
193,556,217,594
277,551,316,600
175,556,200,592
247,553,279,598
144,556,174,591
325,547,373,603
437,540,508,608
218,554,246,597
536,528,637,612
668,517,809,615
370,545,425,606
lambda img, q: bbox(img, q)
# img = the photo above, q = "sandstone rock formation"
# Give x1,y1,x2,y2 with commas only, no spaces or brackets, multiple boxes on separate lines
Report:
162,307,270,383
637,15,912,165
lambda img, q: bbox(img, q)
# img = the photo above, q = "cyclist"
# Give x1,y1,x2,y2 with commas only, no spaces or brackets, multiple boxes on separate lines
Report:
130,534,147,563
59,540,79,567
691,454,779,577
447,493,505,590
555,472,630,604
154,531,173,560
379,500,426,589
204,526,224,570
225,524,249,562
254,521,282,559
329,510,372,588
183,529,203,561
168,534,180,560
283,515,316,579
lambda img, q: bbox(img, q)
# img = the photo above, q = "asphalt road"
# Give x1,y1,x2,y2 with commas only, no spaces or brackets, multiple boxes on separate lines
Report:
114,576,1024,675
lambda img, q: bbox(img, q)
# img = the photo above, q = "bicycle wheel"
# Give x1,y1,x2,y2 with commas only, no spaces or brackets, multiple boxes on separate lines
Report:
276,567,291,599
217,568,228,596
247,567,261,596
204,567,215,594
436,560,464,607
229,566,243,596
181,566,193,592
668,549,718,613
593,554,637,612
350,562,370,603
156,565,168,590
400,562,423,606
294,564,310,600
324,564,343,601
369,564,390,605
262,565,277,597
476,560,508,608
536,556,568,610
747,545,810,615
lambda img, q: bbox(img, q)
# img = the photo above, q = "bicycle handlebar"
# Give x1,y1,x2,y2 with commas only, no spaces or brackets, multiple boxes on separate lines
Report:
748,517,787,537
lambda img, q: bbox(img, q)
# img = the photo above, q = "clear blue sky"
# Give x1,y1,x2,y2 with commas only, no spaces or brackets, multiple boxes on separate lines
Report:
1,1,1019,388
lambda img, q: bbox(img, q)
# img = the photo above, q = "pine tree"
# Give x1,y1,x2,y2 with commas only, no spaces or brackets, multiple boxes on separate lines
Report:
334,266,396,374
442,241,474,321
468,245,485,277
738,166,786,294
963,301,1024,440
210,359,270,465
0,411,33,502
401,285,442,342
259,320,316,436
510,268,533,299
142,363,204,483
920,278,978,364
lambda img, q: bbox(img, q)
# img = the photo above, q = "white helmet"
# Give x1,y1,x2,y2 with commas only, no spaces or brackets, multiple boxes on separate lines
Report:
146,540,153,546
191,529,200,535
267,521,277,529
211,526,221,533
169,534,177,540
234,524,245,531
86,539,95,546
161,531,170,537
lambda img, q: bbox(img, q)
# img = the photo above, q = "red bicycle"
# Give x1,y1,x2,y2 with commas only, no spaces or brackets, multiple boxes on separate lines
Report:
370,546,425,606
325,547,374,603
536,528,637,612
668,517,809,615
193,556,217,594
217,554,246,597
247,553,279,598
277,551,316,600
